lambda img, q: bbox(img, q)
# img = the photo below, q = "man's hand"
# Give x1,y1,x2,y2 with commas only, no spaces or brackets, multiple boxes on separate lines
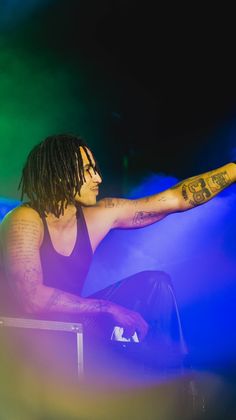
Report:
109,303,149,342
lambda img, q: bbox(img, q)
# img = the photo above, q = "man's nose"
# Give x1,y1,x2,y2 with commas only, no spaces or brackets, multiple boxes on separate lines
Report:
92,170,102,183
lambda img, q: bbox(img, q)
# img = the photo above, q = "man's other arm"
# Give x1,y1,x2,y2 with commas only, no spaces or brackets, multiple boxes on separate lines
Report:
1,207,148,339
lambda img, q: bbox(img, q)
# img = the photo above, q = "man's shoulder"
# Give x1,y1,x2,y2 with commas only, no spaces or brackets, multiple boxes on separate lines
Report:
1,204,43,232
82,197,124,231
1,205,44,249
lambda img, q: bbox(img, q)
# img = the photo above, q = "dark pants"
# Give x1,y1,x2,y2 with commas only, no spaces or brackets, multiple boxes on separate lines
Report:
85,271,187,374
89,271,175,338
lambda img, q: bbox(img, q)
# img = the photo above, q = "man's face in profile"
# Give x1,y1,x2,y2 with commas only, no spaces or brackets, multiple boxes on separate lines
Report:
74,147,102,206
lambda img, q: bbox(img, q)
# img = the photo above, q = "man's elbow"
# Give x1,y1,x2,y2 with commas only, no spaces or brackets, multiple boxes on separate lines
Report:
22,299,43,315
19,291,45,315
165,192,184,214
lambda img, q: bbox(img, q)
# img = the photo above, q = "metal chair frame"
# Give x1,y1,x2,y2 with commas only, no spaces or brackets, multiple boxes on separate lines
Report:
0,316,84,378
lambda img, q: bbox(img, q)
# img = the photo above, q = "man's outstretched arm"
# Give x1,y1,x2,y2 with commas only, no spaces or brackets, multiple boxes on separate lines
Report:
97,162,236,229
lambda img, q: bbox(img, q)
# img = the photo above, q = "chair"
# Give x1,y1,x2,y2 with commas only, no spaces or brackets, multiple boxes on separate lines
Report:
0,316,84,378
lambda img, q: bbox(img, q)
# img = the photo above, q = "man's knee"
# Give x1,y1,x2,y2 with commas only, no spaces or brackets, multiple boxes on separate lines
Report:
140,270,173,289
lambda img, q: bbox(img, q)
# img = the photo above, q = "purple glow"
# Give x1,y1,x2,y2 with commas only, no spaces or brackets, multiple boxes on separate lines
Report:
84,174,236,366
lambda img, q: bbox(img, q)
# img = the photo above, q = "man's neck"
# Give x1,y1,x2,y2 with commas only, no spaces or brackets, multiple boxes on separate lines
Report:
46,204,78,227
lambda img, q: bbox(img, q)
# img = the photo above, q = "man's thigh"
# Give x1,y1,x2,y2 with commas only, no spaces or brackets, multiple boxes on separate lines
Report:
88,270,174,320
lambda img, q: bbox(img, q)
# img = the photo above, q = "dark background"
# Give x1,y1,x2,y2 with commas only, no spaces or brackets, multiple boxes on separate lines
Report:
40,1,236,177
2,0,235,197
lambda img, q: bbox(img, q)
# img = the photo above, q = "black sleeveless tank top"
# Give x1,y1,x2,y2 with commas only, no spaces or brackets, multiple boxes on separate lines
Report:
40,205,93,296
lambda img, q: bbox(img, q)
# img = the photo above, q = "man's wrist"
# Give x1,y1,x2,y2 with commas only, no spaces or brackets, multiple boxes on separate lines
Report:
97,299,113,315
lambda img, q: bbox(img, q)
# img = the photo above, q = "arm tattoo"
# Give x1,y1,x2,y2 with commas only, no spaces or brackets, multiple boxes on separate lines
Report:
206,171,231,192
104,198,115,208
104,198,139,208
132,211,160,226
8,266,42,310
183,178,211,206
7,220,40,264
43,289,111,314
5,219,42,310
21,267,41,306
44,290,80,312
93,301,110,311
182,184,188,201
180,171,231,207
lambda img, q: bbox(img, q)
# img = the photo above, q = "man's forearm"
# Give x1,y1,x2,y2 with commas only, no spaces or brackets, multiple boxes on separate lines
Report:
172,163,236,210
26,285,113,316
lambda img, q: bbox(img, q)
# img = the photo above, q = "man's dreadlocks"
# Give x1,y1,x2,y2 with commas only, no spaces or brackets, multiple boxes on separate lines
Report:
19,134,101,218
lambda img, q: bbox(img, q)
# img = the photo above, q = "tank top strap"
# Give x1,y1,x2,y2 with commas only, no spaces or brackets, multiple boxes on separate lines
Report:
41,213,50,238
75,204,92,252
75,203,81,220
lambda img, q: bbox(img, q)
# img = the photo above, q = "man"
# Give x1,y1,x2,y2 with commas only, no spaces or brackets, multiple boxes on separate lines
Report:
1,133,235,347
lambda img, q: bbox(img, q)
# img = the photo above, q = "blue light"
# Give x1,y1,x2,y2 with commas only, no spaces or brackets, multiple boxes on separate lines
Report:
0,196,20,221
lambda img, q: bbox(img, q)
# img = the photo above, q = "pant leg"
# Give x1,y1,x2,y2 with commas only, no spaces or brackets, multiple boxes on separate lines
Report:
89,270,180,343
86,271,187,375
